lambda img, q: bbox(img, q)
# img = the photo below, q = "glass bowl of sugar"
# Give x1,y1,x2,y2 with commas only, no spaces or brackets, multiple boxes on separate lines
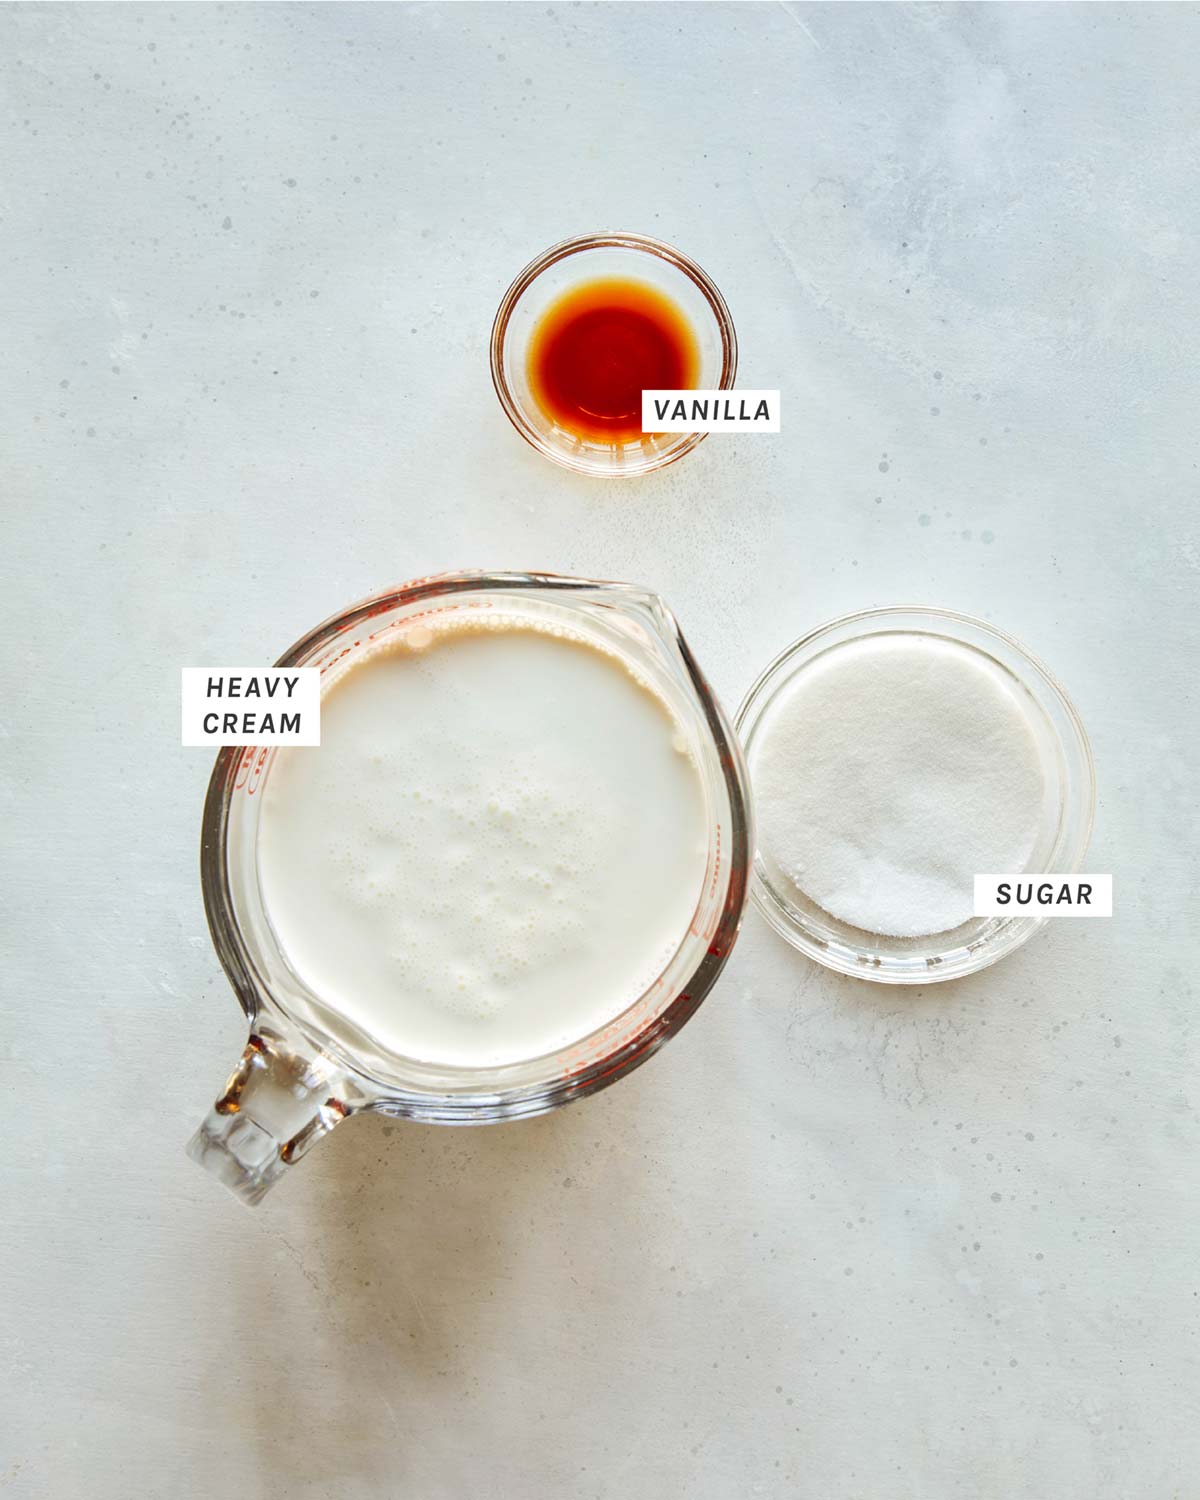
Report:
736,606,1094,984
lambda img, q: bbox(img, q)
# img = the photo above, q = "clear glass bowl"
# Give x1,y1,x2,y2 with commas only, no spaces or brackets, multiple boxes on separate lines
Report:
191,572,752,1203
490,232,737,477
735,606,1095,984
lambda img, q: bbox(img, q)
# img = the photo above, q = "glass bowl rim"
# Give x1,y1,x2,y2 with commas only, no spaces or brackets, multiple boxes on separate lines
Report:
489,232,739,477
734,603,1096,985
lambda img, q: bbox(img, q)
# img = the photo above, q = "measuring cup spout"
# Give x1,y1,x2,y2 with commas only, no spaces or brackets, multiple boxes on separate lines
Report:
187,1029,355,1206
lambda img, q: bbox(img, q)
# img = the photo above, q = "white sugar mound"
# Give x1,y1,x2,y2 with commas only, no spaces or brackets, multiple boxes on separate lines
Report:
750,634,1047,938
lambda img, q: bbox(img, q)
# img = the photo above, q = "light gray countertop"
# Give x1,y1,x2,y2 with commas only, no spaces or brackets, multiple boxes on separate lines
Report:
2,4,1196,1496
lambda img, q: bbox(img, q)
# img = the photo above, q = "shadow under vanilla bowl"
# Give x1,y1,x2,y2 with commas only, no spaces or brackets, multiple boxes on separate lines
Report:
490,233,737,476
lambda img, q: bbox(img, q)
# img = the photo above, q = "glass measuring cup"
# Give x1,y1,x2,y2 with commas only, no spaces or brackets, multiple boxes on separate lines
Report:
188,572,752,1204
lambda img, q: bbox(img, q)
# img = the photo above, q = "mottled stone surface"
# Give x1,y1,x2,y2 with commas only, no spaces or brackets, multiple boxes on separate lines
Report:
1,4,1196,1496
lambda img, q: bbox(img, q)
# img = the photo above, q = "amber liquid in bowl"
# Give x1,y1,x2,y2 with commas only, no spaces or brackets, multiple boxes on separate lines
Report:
527,277,700,444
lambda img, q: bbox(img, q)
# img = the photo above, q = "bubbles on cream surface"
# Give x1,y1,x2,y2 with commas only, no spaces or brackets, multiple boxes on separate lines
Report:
256,613,710,1068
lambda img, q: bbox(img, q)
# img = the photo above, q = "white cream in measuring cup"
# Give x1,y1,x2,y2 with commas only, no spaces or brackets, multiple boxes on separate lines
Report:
257,611,710,1068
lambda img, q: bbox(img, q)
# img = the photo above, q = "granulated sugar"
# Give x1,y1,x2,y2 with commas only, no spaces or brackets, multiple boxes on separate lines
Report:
749,634,1047,938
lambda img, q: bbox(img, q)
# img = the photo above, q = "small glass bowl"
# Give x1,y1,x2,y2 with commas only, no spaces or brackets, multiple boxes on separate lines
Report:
490,232,737,477
735,606,1095,984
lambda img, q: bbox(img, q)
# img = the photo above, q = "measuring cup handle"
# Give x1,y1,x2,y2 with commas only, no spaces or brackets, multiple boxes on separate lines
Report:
187,1030,354,1206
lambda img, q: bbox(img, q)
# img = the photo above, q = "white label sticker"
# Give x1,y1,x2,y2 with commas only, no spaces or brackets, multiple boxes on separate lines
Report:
181,668,320,746
642,389,781,433
974,874,1112,918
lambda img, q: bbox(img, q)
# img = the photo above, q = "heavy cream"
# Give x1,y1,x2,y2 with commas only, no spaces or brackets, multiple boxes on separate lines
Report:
256,614,710,1068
